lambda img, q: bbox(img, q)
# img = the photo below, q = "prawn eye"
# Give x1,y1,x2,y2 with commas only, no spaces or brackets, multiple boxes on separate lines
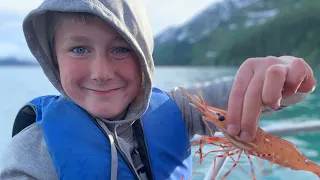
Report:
216,113,225,121
218,115,225,121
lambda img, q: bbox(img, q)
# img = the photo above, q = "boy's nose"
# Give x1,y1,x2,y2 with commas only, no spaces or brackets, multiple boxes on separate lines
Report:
90,55,115,83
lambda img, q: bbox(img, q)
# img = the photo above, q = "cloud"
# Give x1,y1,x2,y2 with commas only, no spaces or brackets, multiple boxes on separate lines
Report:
0,21,21,29
143,0,221,34
0,42,33,59
0,0,220,35
0,0,43,15
0,11,33,60
0,43,20,57
0,0,221,59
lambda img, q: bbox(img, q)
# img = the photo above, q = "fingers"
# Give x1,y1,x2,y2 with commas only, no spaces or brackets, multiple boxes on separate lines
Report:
227,55,316,143
227,61,254,136
296,61,317,93
262,64,288,109
278,56,316,94
240,74,264,141
282,58,308,97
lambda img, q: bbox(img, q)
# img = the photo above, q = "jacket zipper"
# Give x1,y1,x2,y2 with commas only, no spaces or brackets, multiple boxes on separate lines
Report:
91,117,140,180
135,119,155,180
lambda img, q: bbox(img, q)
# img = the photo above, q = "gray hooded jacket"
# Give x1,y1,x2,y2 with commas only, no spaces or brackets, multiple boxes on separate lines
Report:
0,0,307,179
0,1,234,179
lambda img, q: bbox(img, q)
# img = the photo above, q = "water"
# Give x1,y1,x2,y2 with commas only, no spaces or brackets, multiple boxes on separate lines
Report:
1,66,320,179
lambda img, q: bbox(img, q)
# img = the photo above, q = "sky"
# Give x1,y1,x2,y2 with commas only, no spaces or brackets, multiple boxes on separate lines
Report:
0,0,220,35
0,0,221,59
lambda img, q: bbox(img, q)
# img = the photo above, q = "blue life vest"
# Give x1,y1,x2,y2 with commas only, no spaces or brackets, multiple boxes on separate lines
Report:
28,87,192,180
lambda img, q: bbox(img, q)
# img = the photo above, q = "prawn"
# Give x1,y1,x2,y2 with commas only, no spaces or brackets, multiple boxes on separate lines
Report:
179,86,320,180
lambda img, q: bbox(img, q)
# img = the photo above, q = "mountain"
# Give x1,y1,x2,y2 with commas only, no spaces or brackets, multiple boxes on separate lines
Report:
0,57,38,66
215,0,320,66
153,0,311,66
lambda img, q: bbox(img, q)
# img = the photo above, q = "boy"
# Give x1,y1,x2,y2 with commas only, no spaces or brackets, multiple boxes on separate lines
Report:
0,0,316,179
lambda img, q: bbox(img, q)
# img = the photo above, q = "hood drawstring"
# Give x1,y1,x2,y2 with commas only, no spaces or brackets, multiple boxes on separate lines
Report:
97,120,118,180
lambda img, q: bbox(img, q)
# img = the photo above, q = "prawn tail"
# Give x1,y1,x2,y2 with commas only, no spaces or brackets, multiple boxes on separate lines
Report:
308,161,320,178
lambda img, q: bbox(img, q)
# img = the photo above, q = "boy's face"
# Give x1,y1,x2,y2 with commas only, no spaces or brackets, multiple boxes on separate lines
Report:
54,16,142,119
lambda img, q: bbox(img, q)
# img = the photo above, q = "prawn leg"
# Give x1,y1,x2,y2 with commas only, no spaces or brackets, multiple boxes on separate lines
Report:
201,148,236,161
250,152,276,176
213,154,229,180
213,150,243,179
255,155,265,170
191,136,229,164
244,151,257,180
221,150,243,180
261,154,277,176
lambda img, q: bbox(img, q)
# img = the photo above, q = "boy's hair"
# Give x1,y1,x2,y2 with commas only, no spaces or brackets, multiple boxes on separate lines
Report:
47,11,97,42
45,11,145,87
46,11,98,70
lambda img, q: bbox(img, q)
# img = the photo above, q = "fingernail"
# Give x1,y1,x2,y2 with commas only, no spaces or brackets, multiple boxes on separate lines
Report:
227,124,238,135
307,85,316,94
270,99,281,110
240,131,253,142
275,99,281,109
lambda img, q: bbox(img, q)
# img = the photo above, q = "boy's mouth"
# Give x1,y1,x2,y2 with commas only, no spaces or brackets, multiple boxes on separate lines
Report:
85,87,122,95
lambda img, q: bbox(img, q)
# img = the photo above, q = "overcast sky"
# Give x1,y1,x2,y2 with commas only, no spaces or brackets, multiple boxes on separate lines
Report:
0,0,221,59
0,0,220,35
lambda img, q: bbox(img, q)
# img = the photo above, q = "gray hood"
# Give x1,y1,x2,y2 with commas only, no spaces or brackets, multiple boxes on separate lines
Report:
22,0,155,122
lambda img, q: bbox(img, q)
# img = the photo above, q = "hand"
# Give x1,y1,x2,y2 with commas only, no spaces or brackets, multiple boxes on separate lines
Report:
226,56,317,142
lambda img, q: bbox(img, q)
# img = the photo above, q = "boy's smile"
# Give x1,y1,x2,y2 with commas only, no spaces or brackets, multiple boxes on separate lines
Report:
85,87,123,95
54,15,142,119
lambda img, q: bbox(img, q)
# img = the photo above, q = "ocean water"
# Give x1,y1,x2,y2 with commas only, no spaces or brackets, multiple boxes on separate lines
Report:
1,66,320,180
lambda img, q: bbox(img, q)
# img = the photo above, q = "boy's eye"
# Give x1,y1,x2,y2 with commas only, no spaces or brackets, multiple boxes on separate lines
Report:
113,47,132,54
111,47,133,59
71,47,89,54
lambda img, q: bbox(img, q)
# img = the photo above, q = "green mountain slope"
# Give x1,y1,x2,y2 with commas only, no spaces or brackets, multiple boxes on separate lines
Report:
215,0,320,66
153,0,320,66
